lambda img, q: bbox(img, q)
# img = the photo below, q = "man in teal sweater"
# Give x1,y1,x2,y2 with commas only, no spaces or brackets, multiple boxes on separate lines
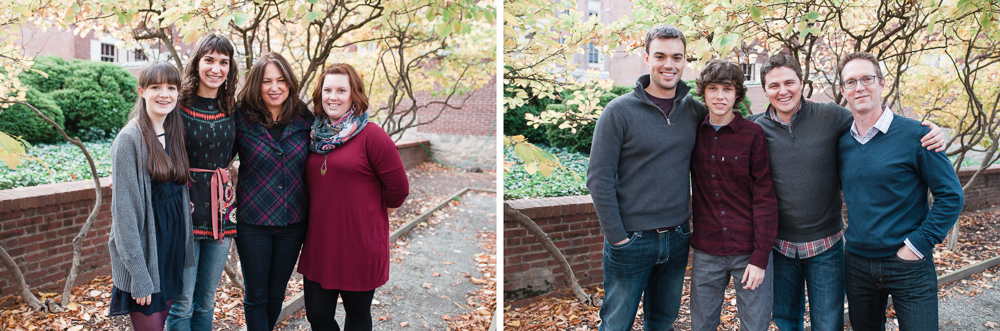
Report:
837,52,964,331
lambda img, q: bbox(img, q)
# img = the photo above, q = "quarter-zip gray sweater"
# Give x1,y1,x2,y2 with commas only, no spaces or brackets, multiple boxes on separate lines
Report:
587,75,707,244
746,99,852,242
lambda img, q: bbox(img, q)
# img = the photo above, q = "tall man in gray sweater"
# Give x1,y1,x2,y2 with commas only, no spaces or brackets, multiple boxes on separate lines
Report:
586,25,707,331
745,54,944,331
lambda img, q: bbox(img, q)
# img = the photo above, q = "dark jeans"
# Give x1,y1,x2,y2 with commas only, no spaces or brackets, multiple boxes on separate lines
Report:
303,277,376,331
599,223,691,331
235,221,307,331
772,239,845,331
845,250,938,331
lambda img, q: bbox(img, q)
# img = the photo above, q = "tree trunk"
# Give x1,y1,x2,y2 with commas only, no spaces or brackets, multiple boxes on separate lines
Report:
0,245,45,311
503,203,593,305
224,243,244,291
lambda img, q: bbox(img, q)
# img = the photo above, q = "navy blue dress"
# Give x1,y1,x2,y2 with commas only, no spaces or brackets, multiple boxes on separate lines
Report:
110,142,186,316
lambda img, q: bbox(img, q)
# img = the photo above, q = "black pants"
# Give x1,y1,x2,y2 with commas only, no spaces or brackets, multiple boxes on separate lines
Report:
303,276,376,331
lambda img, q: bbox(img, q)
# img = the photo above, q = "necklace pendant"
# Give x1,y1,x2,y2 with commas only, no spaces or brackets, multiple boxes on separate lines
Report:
320,168,326,175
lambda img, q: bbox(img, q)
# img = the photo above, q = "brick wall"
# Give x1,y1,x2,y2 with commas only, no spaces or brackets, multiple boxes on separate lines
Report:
416,76,497,137
0,178,113,297
0,141,429,297
504,195,604,301
504,164,1000,300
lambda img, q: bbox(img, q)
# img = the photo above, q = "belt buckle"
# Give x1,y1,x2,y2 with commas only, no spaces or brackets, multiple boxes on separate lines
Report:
656,226,673,233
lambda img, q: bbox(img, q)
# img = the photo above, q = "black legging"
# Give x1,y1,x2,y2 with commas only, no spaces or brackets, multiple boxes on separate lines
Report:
303,277,376,331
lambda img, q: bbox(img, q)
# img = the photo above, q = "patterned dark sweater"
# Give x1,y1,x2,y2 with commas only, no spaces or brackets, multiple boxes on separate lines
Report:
182,96,237,240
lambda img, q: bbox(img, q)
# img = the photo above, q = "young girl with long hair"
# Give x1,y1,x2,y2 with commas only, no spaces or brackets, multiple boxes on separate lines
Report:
298,63,409,331
108,61,194,331
166,33,240,331
232,52,314,331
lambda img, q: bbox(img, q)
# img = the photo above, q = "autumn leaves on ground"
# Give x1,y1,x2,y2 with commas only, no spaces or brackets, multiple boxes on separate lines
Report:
0,163,497,330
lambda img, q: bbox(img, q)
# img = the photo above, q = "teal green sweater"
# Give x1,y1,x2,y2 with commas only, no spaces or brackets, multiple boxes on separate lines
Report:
838,114,964,258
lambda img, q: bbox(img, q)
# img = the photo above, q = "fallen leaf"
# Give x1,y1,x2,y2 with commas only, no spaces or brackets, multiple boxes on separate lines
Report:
422,283,434,289
433,272,441,277
67,326,83,331
986,321,999,329
400,321,409,327
508,320,521,327
441,314,451,320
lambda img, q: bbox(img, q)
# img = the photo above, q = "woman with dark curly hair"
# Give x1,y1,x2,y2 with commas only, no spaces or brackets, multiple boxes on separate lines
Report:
232,52,314,331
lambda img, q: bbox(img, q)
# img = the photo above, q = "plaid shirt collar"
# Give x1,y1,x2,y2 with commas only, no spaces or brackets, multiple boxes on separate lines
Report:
850,105,893,144
766,99,803,127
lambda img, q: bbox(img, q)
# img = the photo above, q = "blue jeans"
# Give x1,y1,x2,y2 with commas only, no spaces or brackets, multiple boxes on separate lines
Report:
166,237,233,331
599,223,691,331
235,222,307,331
844,250,938,331
771,239,845,331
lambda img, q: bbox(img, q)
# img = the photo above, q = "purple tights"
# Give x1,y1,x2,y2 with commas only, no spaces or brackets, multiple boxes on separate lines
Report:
128,300,172,331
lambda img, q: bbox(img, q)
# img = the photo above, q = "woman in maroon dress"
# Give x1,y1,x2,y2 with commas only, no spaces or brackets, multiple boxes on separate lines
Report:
298,63,409,331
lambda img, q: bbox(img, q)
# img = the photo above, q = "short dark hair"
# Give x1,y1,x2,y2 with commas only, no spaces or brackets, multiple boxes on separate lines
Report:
760,53,802,86
696,59,747,107
644,25,687,54
837,52,883,83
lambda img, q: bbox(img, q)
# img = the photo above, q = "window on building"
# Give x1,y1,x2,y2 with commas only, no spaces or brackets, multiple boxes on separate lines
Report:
588,43,599,64
134,49,147,61
100,44,116,62
742,63,756,82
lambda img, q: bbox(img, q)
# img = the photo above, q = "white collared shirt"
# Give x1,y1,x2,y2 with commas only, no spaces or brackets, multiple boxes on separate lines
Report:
850,105,893,144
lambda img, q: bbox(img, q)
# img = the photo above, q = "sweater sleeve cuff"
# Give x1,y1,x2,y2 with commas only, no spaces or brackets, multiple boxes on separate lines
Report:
749,249,771,270
603,227,628,245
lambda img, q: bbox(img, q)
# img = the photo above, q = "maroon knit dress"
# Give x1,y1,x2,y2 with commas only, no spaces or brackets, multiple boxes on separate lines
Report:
298,124,409,291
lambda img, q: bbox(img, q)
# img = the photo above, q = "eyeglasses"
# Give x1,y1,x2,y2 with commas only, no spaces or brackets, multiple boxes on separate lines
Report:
841,75,882,89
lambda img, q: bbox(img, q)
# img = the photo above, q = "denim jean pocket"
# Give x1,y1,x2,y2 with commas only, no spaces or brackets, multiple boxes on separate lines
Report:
677,223,691,238
609,231,640,249
891,253,925,264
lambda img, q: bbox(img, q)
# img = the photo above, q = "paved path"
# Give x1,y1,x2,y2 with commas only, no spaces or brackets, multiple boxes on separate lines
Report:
279,191,496,330
938,271,1000,330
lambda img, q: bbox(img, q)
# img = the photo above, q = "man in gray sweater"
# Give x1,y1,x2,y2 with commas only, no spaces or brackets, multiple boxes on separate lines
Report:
745,54,944,331
586,24,706,331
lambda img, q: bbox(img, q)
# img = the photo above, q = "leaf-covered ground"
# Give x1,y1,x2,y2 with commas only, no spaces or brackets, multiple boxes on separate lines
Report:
0,162,496,330
505,207,1000,330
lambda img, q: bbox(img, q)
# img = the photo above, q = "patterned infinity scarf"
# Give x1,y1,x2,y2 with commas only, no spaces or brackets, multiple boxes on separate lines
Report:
309,110,369,154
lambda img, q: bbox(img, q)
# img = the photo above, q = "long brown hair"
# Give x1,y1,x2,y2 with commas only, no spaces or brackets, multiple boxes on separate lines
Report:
237,52,305,127
130,62,190,184
180,34,238,115
310,63,368,118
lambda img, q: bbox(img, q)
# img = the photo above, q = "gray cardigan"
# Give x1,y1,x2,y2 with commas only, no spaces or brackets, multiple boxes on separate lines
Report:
108,120,195,298
587,75,707,243
746,99,852,242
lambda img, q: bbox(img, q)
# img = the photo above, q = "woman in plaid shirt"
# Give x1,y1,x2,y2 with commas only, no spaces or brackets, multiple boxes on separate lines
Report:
232,52,315,331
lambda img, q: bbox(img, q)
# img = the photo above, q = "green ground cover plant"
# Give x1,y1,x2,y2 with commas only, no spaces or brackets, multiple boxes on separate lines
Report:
0,139,112,190
504,145,588,200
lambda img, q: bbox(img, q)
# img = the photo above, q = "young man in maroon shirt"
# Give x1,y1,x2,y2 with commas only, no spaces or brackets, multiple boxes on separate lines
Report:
688,60,778,331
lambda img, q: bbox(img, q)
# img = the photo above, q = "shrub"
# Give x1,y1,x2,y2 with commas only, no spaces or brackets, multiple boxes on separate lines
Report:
51,60,137,140
542,91,619,155
19,55,72,93
0,138,113,190
503,89,553,145
0,88,65,143
503,145,589,200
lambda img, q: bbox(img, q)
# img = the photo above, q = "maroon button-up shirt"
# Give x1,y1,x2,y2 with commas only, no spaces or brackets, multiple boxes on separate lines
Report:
690,112,778,269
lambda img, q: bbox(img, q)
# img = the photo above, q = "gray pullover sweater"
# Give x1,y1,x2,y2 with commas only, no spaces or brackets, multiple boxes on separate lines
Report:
747,99,852,242
108,120,195,298
587,75,707,244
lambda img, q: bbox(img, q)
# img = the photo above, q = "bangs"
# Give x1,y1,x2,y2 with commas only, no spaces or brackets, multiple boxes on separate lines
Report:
198,35,235,59
140,62,182,88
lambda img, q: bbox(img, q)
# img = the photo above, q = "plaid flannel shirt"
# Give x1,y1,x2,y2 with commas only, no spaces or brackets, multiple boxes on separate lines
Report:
233,107,314,226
